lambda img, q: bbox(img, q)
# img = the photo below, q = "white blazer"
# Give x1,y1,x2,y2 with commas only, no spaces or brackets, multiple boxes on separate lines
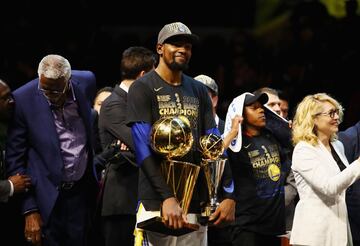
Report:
290,140,360,246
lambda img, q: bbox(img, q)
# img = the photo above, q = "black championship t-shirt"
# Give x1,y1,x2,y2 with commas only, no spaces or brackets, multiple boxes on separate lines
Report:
127,70,215,212
227,130,285,235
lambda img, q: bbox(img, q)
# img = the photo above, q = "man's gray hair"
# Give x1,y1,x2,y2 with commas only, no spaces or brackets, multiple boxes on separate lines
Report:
38,54,71,81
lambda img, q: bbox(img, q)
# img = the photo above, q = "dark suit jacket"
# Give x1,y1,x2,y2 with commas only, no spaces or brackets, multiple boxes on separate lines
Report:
0,145,10,202
338,121,360,241
98,85,138,216
0,180,10,202
218,117,225,135
5,70,97,225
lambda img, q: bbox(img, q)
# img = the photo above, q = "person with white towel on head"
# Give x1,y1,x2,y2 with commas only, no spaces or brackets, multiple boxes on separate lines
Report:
224,92,287,246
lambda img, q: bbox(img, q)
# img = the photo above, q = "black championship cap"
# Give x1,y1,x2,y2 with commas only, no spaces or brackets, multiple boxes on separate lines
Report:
244,93,269,106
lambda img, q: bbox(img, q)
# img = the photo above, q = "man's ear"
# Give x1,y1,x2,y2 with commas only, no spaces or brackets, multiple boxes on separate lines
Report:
137,70,146,79
212,95,218,108
156,44,163,55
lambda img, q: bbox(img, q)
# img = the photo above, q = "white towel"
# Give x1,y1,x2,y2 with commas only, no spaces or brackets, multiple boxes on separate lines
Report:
224,92,253,152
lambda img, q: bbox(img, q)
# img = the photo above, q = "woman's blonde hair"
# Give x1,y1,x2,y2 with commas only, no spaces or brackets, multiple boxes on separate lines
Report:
292,93,343,146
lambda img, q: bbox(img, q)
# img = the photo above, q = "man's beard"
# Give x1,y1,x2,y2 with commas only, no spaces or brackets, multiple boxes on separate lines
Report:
168,61,189,71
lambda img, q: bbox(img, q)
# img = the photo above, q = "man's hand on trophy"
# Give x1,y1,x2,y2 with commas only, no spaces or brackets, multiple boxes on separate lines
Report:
162,197,188,229
209,198,235,226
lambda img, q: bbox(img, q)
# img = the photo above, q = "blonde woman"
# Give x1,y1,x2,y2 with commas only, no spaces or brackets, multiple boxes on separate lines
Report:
290,93,360,246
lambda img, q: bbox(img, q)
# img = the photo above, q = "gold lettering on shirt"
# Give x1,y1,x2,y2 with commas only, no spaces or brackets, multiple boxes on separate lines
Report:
157,93,199,128
248,144,281,180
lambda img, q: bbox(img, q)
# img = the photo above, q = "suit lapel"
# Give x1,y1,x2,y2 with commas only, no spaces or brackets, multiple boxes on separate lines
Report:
317,141,347,172
35,88,62,152
332,141,350,167
71,82,92,144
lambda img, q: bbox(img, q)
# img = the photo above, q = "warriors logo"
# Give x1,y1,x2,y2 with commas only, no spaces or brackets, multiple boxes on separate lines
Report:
268,164,280,181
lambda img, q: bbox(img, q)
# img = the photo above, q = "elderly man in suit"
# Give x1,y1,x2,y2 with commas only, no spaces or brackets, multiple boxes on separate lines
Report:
6,54,98,246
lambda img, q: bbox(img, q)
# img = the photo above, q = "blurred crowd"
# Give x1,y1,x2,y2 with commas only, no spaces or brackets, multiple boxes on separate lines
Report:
1,1,359,126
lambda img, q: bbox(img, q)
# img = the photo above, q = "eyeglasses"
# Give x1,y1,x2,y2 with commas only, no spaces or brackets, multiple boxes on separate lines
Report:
38,81,68,98
315,109,340,119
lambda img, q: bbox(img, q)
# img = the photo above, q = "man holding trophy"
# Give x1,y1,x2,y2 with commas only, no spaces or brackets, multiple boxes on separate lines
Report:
126,22,235,245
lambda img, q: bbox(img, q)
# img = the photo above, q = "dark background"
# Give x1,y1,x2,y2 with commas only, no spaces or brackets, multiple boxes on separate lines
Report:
1,0,360,129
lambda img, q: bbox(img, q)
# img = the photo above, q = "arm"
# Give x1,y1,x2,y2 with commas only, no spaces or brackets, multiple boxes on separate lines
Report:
25,212,42,246
95,94,136,172
223,115,243,149
91,109,103,155
209,158,236,226
205,127,236,225
292,143,360,197
101,95,134,150
127,80,174,200
5,97,38,212
204,98,236,225
5,93,42,245
280,144,298,207
132,122,173,199
0,180,11,202
284,170,297,207
132,122,186,228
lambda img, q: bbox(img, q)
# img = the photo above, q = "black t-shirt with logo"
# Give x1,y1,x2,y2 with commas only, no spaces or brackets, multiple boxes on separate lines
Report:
227,129,285,236
127,70,215,212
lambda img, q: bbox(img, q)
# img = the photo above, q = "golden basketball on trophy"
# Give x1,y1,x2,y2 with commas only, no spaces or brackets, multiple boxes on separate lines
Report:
137,115,200,236
199,133,225,160
199,133,226,224
150,115,193,159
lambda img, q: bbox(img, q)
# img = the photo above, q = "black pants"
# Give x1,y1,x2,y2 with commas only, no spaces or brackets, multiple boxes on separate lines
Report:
208,225,232,246
43,179,93,246
102,214,136,246
0,197,27,246
230,228,281,246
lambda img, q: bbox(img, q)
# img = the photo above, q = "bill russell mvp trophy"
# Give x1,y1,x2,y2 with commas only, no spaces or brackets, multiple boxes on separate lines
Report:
137,115,201,236
199,133,226,224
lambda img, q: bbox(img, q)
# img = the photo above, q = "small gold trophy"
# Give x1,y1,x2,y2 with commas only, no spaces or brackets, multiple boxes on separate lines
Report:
199,133,226,224
137,116,200,236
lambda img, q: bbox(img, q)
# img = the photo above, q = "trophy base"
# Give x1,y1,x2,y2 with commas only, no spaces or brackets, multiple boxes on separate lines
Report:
199,204,217,225
198,215,209,226
137,216,200,236
198,215,218,226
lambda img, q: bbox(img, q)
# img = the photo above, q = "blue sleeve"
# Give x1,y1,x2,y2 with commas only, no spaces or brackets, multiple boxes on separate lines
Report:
220,159,235,199
131,122,152,166
131,122,173,200
206,127,221,136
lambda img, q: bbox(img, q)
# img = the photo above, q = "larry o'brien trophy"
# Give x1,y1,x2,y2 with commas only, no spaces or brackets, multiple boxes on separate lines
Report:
137,116,201,236
199,133,226,224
